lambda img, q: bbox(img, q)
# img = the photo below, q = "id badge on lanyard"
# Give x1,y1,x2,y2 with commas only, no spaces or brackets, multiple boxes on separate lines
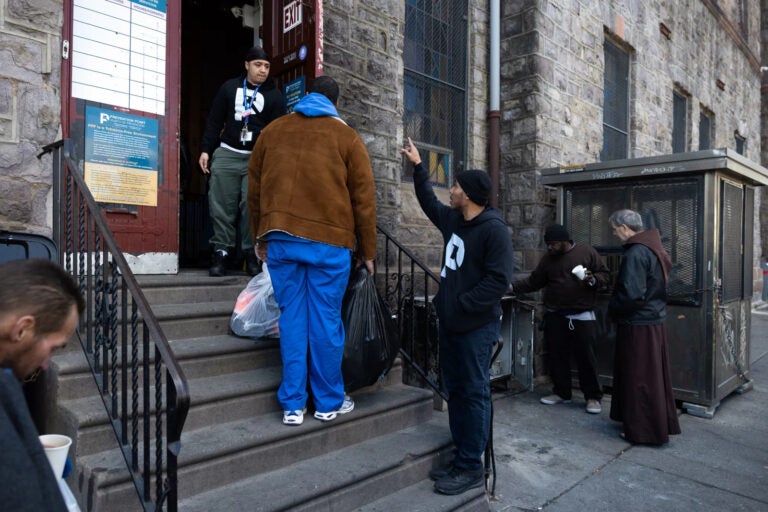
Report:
241,79,261,145
240,125,253,144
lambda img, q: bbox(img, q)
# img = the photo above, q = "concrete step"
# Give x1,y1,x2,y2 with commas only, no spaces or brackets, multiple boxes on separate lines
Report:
135,270,250,306
73,384,435,510
177,416,458,511
60,300,239,350
59,365,284,455
60,355,404,459
141,283,248,305
61,363,405,465
53,335,280,401
134,270,250,290
356,479,490,512
149,300,238,339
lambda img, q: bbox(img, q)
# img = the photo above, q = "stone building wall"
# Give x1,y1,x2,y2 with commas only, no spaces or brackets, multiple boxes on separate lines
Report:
325,0,491,271
500,0,764,380
323,0,405,237
0,0,62,235
502,0,763,272
759,0,768,301
1,0,764,298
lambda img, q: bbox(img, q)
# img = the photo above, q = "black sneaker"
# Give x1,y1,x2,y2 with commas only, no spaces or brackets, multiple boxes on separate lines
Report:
433,466,484,495
209,250,226,277
428,462,454,481
245,251,262,276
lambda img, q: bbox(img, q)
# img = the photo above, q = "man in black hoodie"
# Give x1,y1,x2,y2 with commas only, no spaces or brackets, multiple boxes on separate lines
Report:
608,209,681,445
402,138,513,496
199,46,286,276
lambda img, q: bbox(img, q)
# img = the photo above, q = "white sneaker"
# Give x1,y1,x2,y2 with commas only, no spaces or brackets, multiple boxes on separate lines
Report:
540,394,572,405
586,399,602,414
282,408,306,426
314,395,355,422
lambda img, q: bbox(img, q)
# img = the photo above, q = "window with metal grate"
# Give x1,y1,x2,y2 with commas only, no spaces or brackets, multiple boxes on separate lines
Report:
564,177,703,306
601,40,630,162
403,0,468,187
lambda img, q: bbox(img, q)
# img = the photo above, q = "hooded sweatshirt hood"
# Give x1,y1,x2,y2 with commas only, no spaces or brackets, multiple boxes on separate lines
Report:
293,93,341,118
625,228,671,283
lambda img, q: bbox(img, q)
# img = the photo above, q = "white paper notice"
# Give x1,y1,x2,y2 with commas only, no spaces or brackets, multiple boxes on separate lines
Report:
72,0,167,115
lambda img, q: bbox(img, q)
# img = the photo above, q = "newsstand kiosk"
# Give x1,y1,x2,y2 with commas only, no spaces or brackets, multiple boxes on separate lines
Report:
541,149,768,417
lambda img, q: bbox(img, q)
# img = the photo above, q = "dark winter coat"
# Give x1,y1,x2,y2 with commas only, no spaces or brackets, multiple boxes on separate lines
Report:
609,229,672,325
0,370,67,511
512,243,609,312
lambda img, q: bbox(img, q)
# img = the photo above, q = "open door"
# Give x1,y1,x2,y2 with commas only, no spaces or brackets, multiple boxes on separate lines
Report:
177,0,321,268
60,1,322,272
61,0,181,273
178,1,254,268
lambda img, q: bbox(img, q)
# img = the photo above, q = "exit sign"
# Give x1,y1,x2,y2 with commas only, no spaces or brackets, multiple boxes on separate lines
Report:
283,0,302,33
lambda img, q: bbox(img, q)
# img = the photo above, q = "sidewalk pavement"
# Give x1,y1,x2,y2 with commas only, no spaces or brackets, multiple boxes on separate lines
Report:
487,308,768,511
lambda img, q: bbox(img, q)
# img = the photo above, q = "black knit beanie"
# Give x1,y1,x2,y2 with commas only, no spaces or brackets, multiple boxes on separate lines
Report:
456,170,491,206
544,224,571,242
244,46,270,61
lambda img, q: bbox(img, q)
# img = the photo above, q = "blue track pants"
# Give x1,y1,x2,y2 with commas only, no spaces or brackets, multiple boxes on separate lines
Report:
267,237,351,413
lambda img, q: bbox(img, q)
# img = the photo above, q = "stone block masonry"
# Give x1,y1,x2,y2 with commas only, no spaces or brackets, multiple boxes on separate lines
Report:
501,0,762,272
0,0,62,235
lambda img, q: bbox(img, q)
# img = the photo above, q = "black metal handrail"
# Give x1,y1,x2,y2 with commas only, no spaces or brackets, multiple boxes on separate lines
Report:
41,140,189,512
376,225,446,400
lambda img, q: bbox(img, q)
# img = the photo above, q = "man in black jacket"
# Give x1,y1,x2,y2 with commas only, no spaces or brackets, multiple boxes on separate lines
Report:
199,45,286,276
0,259,84,511
402,138,513,496
510,224,609,414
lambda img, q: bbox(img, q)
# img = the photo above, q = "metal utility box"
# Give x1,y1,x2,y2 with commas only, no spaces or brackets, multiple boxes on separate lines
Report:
541,149,768,417
492,297,535,390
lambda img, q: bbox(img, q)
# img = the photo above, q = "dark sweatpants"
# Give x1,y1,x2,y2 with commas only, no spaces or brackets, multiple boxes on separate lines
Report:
544,311,603,401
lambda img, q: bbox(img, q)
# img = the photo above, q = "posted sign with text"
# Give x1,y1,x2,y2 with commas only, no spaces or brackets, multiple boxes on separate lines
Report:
84,106,159,207
283,0,302,33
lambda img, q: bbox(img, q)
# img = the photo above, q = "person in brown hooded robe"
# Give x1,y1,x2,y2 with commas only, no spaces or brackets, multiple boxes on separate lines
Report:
608,209,681,445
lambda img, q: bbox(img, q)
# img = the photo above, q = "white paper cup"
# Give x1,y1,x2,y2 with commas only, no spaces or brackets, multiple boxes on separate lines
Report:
572,265,586,280
39,434,72,479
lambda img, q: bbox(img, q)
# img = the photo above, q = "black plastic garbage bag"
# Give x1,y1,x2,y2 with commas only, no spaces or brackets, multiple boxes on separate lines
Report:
341,267,399,392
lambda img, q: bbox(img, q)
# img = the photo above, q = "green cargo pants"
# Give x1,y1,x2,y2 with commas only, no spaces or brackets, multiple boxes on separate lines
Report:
208,146,254,252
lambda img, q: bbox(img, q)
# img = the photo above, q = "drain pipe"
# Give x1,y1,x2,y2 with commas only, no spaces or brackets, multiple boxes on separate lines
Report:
489,0,501,207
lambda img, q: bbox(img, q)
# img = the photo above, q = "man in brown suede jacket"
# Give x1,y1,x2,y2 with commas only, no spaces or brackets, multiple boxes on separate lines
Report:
248,76,376,426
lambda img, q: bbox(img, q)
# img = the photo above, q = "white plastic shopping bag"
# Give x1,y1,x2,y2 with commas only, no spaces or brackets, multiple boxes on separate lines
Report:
230,264,280,338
